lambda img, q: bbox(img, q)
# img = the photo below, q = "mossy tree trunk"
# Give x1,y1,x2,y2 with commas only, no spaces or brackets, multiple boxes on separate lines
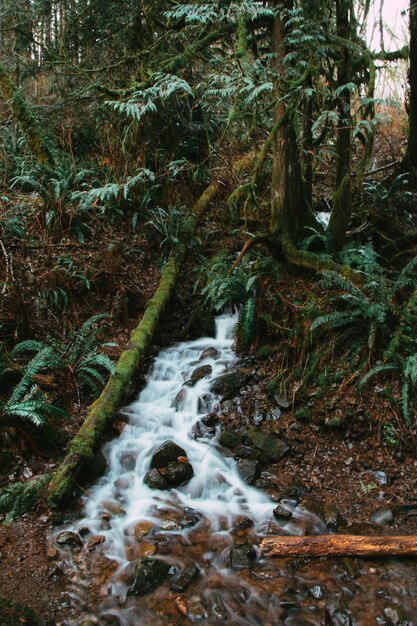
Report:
327,0,352,250
47,182,218,508
270,1,318,246
0,62,54,168
405,0,417,170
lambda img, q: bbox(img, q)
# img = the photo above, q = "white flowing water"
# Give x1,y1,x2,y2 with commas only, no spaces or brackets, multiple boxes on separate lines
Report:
59,313,324,625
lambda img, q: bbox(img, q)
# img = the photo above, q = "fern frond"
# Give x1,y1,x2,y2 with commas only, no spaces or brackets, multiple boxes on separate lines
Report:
358,364,396,390
10,340,47,359
400,380,411,425
237,298,258,350
8,348,57,405
310,311,362,333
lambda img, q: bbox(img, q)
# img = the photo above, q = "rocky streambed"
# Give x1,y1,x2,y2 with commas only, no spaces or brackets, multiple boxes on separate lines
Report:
39,313,417,625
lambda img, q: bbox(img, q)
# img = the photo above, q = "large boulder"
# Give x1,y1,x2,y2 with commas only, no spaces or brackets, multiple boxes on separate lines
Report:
247,428,289,463
200,347,220,360
145,440,194,490
150,440,186,468
210,371,245,398
129,557,171,596
190,364,212,385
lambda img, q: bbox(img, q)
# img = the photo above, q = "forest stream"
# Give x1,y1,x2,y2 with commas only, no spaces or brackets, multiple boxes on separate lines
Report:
52,314,417,626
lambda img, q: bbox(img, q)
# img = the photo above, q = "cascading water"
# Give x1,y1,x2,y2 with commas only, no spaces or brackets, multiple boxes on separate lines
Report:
58,313,322,625
56,314,417,626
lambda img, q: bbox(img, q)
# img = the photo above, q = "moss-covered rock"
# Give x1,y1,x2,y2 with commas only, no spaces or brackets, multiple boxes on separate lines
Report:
211,371,245,398
247,428,289,463
217,432,242,449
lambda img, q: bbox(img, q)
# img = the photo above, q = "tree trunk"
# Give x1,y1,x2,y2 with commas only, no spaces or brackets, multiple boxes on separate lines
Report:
0,62,54,167
405,0,417,170
270,1,316,242
327,0,352,250
261,534,417,557
47,182,219,508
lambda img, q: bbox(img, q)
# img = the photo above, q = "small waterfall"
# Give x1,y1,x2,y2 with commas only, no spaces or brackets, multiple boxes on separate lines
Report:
57,313,322,625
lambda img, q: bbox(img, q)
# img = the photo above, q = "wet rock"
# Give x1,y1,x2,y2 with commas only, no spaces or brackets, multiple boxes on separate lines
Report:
150,440,187,468
371,506,394,525
200,347,220,360
183,507,201,527
207,591,229,621
144,468,169,490
135,542,156,558
46,547,58,559
170,563,200,591
129,557,171,596
175,388,188,410
237,459,260,484
310,585,324,599
201,412,218,427
159,460,194,487
217,432,242,449
87,535,105,550
273,504,293,522
198,393,213,412
118,451,137,471
247,428,290,463
55,531,82,547
160,519,182,531
190,364,212,385
114,475,133,490
134,521,154,540
230,545,256,570
187,597,208,621
211,371,245,398
324,502,341,530
101,500,124,516
234,515,254,530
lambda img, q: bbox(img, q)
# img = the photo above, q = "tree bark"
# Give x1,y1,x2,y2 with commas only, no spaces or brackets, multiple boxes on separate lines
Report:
405,0,417,170
0,62,54,167
261,535,417,557
327,0,352,250
270,1,317,242
47,181,219,508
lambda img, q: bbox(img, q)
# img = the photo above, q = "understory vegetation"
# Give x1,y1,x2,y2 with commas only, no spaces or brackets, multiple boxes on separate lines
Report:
0,0,416,498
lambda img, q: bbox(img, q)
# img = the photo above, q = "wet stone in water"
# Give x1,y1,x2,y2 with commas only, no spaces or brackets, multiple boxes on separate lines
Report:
230,545,256,570
55,531,82,547
150,440,187,468
211,371,245,398
200,347,220,360
273,504,293,522
234,515,254,530
190,364,212,385
187,597,208,621
134,521,154,540
129,557,171,596
201,412,218,427
207,591,229,621
159,460,194,487
118,451,137,471
170,563,200,591
143,468,169,490
160,519,182,531
174,388,188,410
237,459,260,484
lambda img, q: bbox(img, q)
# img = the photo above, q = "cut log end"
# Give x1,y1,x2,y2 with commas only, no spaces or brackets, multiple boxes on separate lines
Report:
260,535,417,558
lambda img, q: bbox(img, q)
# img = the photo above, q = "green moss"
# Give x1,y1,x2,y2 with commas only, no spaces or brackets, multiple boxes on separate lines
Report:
265,373,284,398
218,432,242,449
295,407,312,423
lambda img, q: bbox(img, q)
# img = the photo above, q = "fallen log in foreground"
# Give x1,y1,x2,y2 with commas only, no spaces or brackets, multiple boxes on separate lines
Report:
261,535,417,558
48,182,218,508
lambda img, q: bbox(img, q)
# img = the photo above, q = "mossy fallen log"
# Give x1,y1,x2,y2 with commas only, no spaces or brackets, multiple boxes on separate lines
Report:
47,182,218,508
261,535,417,557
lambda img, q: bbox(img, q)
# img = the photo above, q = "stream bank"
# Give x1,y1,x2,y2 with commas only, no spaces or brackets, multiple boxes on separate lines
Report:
1,301,417,625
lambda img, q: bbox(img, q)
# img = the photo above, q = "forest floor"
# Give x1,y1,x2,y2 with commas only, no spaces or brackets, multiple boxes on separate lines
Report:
1,104,416,624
